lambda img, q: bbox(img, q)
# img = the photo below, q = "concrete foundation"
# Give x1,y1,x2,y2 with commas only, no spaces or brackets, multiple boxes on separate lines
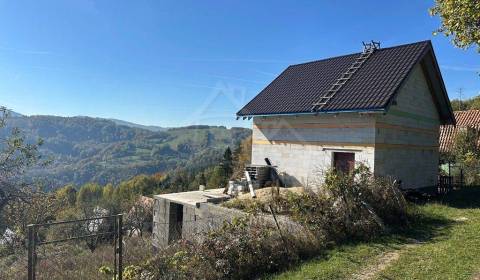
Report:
152,189,244,248
152,188,308,248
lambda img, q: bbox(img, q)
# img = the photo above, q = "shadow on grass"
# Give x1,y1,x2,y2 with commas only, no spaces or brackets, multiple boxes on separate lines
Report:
266,207,455,279
266,189,480,279
435,186,480,209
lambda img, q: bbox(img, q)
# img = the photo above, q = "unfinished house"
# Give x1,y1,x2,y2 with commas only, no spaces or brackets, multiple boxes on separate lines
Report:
237,41,455,190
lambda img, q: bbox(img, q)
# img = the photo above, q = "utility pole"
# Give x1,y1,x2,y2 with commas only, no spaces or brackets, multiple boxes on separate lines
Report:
457,87,465,110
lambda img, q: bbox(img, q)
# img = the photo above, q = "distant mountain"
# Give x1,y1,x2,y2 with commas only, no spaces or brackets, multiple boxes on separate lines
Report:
1,115,251,189
108,118,167,132
5,109,23,118
10,112,23,117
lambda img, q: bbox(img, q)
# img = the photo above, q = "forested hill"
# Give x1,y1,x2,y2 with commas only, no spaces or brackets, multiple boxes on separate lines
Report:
2,115,251,189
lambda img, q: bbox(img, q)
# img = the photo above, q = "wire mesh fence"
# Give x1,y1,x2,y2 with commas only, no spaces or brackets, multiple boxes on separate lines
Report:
27,215,123,280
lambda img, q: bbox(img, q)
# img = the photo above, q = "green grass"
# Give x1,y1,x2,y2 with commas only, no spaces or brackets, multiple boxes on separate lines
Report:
269,187,480,280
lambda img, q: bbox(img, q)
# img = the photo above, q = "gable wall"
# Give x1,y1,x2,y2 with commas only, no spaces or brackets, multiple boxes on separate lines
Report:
251,113,376,190
374,63,440,188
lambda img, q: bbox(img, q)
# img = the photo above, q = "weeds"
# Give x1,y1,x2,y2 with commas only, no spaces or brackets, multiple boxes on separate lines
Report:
136,166,410,279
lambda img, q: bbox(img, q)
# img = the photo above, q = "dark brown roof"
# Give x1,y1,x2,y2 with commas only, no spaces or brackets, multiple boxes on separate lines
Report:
237,40,454,124
440,110,480,152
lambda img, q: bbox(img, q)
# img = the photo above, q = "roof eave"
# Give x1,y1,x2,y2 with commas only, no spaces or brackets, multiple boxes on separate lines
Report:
236,108,386,118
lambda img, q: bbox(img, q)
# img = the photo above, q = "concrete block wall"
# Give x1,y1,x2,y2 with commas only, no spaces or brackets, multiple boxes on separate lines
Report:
152,198,170,248
153,197,247,248
153,195,311,248
182,203,246,242
374,64,440,188
252,113,377,189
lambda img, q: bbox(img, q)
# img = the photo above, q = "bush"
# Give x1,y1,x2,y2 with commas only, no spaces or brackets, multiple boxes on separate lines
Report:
141,217,309,280
138,166,409,280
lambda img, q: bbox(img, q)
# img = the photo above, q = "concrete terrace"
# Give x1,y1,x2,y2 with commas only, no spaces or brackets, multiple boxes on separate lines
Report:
154,188,229,207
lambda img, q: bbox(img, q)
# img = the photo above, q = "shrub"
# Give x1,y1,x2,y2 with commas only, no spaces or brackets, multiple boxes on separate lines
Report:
227,166,408,240
138,166,409,279
139,216,319,280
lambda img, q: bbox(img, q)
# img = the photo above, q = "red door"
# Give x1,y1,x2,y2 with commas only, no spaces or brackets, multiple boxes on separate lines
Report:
333,152,355,174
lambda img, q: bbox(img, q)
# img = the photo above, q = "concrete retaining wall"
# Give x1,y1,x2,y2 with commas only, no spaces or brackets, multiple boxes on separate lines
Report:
153,195,308,248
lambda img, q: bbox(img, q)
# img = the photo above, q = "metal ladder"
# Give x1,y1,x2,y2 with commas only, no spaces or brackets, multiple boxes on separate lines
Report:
311,41,380,112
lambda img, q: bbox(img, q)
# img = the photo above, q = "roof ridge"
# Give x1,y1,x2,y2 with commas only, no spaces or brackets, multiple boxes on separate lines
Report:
455,109,480,113
289,40,431,68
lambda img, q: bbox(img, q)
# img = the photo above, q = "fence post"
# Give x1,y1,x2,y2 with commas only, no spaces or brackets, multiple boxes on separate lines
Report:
461,169,464,188
118,214,123,280
268,205,289,255
113,216,117,278
27,224,34,280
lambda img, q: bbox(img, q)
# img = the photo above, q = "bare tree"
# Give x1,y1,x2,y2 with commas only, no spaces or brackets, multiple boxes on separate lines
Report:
0,107,46,225
125,196,153,237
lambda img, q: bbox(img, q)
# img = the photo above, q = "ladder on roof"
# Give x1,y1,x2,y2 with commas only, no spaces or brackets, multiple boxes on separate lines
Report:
311,41,380,112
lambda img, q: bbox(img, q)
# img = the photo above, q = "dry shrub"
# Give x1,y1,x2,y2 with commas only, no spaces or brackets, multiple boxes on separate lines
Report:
138,166,409,280
141,217,303,280
226,165,409,242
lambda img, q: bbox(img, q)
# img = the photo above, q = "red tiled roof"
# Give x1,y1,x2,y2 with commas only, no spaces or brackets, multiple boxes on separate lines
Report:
440,110,480,152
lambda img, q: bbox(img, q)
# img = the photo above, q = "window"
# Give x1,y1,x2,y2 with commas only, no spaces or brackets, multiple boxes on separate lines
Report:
333,152,355,174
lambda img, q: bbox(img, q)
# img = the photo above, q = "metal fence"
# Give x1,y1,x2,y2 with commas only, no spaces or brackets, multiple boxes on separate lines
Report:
27,214,123,280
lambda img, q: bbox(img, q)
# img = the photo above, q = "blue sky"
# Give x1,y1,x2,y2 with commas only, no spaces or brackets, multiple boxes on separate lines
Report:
0,1,478,128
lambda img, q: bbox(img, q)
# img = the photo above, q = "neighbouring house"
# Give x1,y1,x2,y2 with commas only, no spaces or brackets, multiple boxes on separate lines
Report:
439,109,480,186
440,109,480,153
237,40,455,190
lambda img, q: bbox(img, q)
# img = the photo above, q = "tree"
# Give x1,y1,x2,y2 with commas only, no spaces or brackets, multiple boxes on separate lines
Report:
430,0,480,52
55,184,77,207
3,190,60,250
199,172,207,186
450,95,480,111
222,147,233,178
76,183,103,210
207,166,227,188
125,197,153,237
453,127,480,185
0,107,45,221
232,136,252,179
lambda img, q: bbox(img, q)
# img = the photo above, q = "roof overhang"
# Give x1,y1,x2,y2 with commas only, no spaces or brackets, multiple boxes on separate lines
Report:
236,108,386,119
420,45,456,125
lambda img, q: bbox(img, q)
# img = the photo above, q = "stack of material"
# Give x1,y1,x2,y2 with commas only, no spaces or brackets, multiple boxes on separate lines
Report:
245,165,272,187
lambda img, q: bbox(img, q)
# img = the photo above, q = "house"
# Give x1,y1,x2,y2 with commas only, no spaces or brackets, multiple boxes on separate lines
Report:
439,109,480,186
440,109,480,153
237,40,455,190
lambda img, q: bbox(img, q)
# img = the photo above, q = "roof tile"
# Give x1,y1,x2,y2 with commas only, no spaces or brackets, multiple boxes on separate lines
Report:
440,110,480,152
238,41,430,116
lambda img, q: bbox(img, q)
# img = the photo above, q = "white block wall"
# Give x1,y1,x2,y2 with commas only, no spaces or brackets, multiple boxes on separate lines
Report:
252,113,376,190
374,64,440,189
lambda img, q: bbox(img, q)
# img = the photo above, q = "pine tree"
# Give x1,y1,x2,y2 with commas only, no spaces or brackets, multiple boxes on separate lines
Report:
222,147,233,178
